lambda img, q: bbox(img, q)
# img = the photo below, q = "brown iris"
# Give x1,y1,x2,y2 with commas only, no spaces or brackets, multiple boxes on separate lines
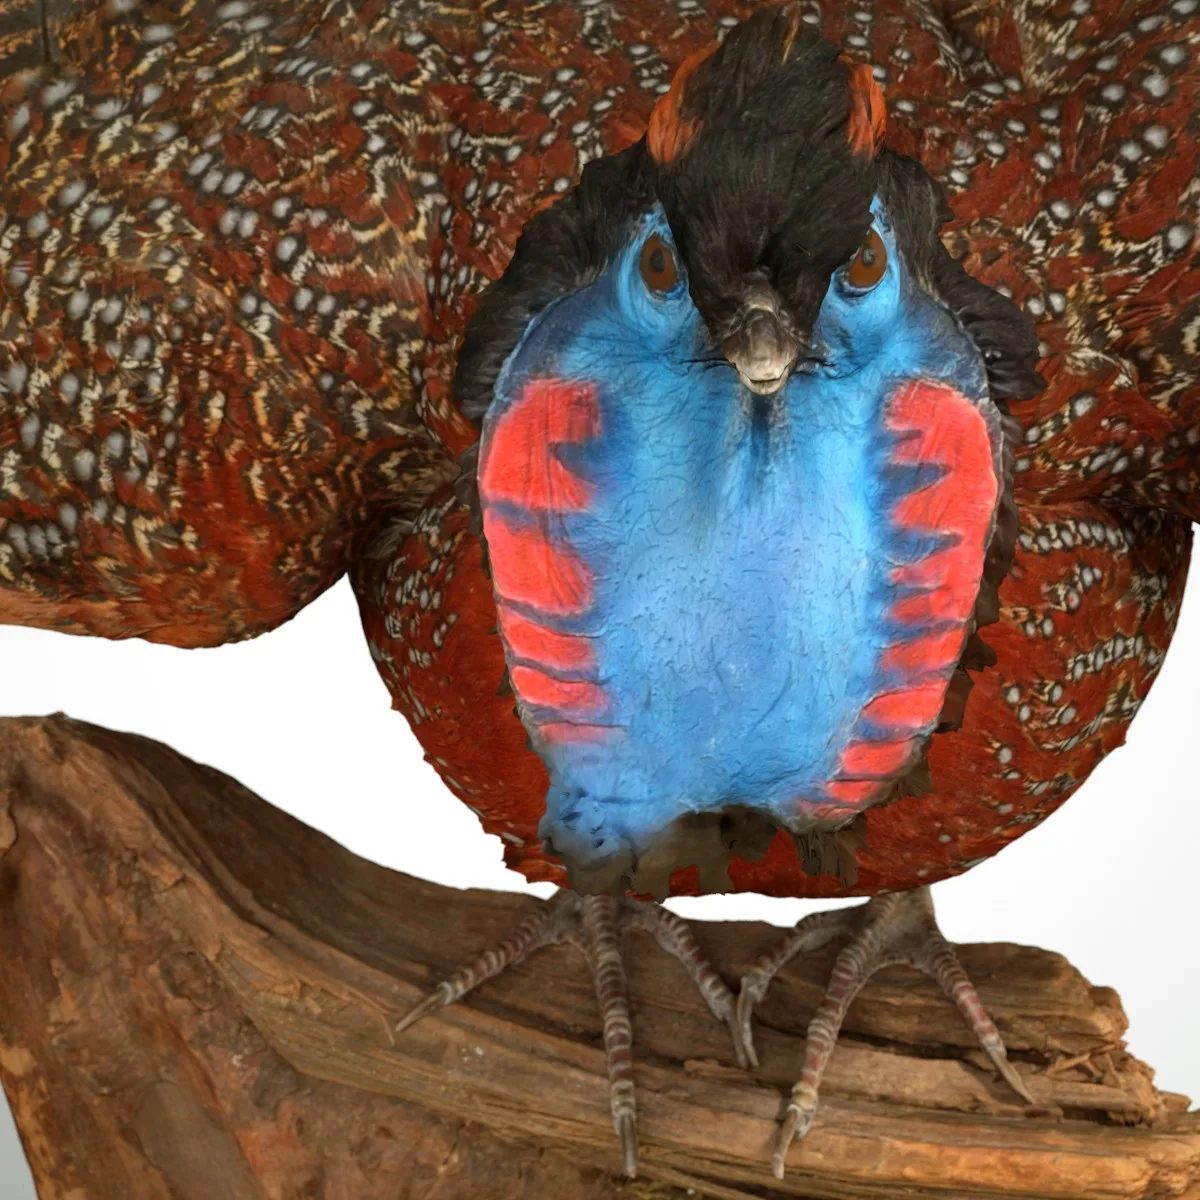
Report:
639,233,680,293
845,227,888,290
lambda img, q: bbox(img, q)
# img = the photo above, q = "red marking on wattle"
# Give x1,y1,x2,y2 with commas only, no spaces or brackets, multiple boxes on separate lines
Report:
881,628,965,674
862,682,947,729
479,378,600,512
893,546,964,589
891,587,975,626
890,547,982,626
886,382,997,548
499,607,596,672
825,780,879,805
839,739,914,777
885,378,996,639
881,381,997,676
893,474,971,533
485,513,593,615
825,382,1000,809
537,721,618,744
510,666,607,715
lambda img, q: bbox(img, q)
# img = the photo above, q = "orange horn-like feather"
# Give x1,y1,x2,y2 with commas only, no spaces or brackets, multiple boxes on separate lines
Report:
646,44,716,164
839,56,887,157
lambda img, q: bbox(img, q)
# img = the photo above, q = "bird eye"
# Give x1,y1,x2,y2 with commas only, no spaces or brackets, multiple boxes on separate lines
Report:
844,228,888,291
639,233,680,294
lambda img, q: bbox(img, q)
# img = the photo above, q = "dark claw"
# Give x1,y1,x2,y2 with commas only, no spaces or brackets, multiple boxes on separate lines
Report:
618,1111,638,1178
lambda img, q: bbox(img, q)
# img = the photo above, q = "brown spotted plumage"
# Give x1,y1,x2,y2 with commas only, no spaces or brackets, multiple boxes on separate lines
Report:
0,0,457,644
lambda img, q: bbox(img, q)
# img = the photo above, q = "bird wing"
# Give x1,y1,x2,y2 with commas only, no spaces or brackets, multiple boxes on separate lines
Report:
0,1,455,645
881,1,1199,521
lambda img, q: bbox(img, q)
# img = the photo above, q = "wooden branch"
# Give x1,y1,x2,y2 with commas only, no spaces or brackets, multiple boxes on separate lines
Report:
0,715,1196,1200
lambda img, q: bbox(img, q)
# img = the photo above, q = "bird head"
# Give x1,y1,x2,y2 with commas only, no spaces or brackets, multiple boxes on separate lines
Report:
647,9,884,394
456,8,1043,896
460,6,889,408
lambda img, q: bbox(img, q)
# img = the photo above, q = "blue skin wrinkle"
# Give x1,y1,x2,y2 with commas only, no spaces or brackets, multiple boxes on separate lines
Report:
483,202,992,864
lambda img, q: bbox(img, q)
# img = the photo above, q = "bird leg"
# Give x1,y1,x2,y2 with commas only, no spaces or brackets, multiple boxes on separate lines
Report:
395,889,750,1178
735,887,1034,1179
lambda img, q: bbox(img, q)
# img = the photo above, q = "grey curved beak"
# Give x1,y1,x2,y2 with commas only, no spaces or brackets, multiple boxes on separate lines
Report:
723,308,802,395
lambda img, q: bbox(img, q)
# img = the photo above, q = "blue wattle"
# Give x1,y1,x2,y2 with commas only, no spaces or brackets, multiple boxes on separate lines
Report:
482,207,991,878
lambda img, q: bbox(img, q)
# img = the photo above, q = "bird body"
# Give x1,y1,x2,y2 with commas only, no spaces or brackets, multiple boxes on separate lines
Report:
349,0,1199,901
2,0,1197,890
4,0,1198,1176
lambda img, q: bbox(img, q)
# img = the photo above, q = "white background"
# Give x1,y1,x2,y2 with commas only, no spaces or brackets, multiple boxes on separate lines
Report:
2,551,1198,1195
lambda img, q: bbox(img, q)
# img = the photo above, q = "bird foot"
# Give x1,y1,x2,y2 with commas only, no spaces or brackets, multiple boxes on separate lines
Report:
736,887,1034,1179
395,889,750,1178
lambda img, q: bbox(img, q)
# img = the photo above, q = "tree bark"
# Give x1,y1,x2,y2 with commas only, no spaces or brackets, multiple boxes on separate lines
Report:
0,715,1196,1200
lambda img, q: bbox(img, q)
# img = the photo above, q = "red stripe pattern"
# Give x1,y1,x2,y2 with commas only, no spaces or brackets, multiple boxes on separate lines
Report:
479,378,612,740
826,380,999,812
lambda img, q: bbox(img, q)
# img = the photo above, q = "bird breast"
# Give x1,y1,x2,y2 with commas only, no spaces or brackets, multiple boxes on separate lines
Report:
478,333,1004,886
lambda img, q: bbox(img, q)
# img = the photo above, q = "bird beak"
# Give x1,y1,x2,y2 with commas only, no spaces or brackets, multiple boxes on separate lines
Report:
722,304,802,396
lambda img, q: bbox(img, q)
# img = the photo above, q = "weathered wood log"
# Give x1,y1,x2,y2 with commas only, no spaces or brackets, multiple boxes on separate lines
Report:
0,715,1196,1200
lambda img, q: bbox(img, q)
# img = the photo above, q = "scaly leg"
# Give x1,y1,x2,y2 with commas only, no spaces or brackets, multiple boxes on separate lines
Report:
736,887,1034,1179
395,889,749,1177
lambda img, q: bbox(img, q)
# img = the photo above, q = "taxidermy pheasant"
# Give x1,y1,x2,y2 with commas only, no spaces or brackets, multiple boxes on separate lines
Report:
1,0,1197,1180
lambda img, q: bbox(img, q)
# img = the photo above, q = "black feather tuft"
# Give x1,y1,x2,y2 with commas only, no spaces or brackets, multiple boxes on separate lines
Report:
650,13,878,347
454,10,886,427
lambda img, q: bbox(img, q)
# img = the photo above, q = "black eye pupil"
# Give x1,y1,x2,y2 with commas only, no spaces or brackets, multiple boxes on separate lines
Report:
650,248,667,275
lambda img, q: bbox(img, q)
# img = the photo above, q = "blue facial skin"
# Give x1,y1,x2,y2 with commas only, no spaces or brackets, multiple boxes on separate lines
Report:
484,200,993,879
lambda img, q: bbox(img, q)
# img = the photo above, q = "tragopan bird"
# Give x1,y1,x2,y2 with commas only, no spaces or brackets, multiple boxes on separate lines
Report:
2,0,1197,1179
